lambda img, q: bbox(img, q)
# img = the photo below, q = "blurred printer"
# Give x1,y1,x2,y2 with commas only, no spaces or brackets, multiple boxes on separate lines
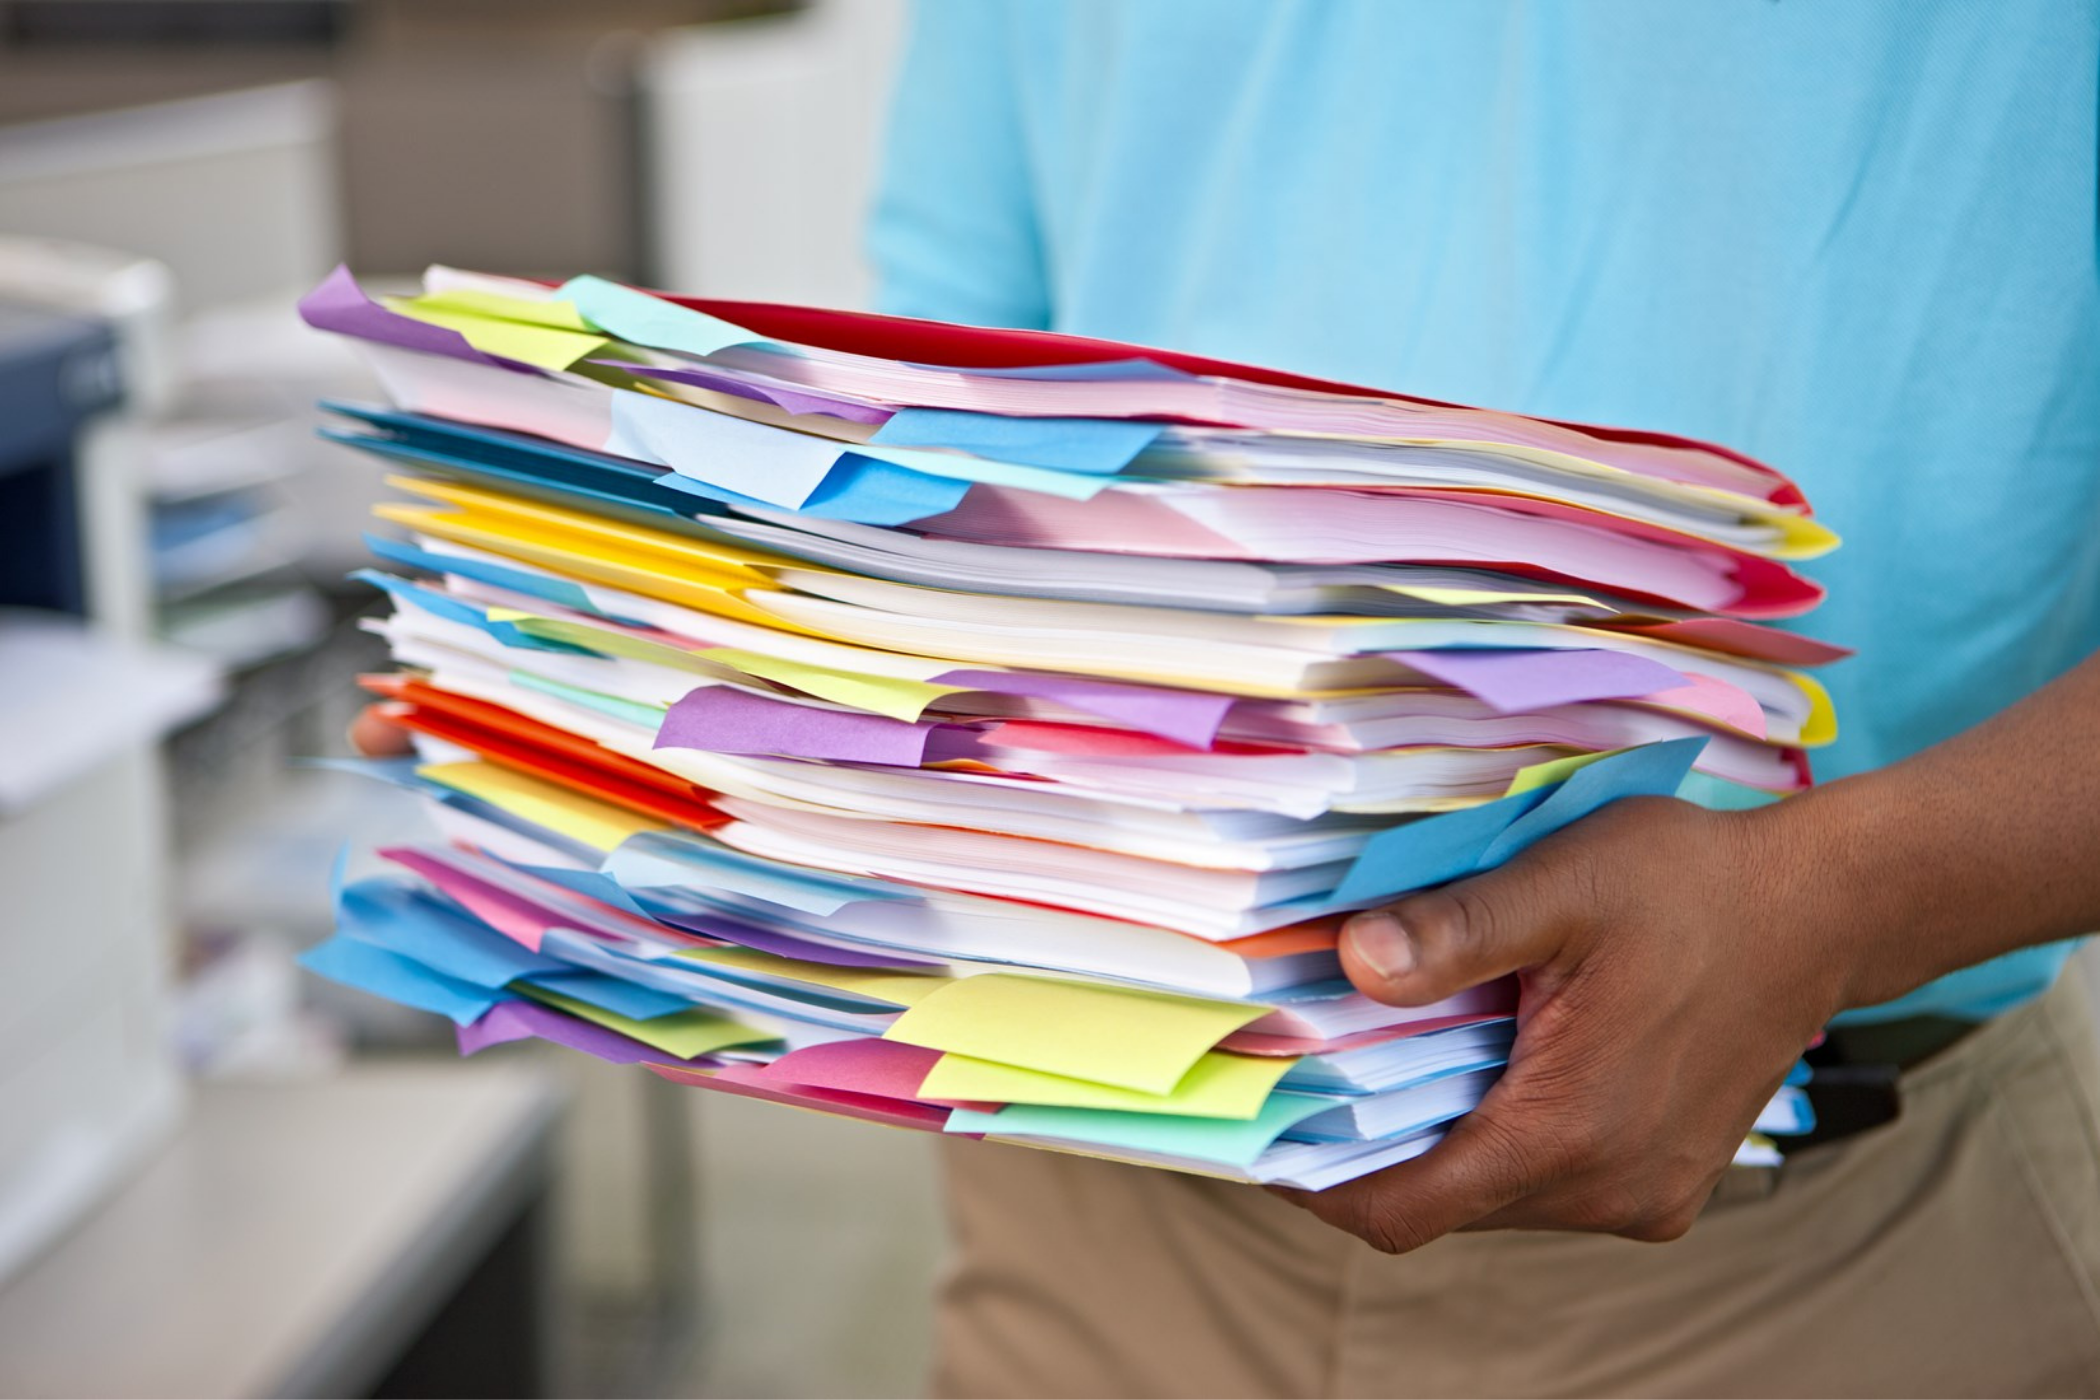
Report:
0,282,219,1283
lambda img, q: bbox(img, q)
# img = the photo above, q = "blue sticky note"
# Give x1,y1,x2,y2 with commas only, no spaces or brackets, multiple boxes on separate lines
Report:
650,452,971,528
518,969,695,1020
1476,737,1707,867
365,533,600,616
299,935,508,1026
604,830,915,918
946,1092,1336,1169
870,408,1161,475
354,570,603,656
1330,739,1707,906
1330,785,1552,905
337,877,568,989
508,862,657,918
559,275,765,359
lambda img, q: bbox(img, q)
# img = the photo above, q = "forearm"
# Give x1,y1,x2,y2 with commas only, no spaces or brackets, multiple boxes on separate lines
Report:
1754,651,2100,1011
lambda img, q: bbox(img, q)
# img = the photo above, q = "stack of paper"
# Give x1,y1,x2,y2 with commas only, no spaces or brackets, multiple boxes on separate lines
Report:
297,265,1838,1185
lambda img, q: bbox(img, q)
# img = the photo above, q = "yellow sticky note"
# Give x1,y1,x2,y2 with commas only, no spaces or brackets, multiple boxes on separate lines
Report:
518,985,777,1058
417,760,663,852
1791,670,1838,747
702,649,963,722
676,946,951,1007
882,974,1268,1095
385,475,790,586
389,297,611,371
919,1049,1296,1120
409,288,598,332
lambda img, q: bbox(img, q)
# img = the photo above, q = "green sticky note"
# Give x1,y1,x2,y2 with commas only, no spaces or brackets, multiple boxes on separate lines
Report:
518,985,777,1058
390,296,611,371
883,974,1268,1095
953,1091,1334,1169
509,668,669,730
560,275,761,358
920,1048,1296,1120
1503,745,1627,796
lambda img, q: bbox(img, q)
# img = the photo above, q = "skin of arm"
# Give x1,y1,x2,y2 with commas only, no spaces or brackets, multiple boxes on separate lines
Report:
1271,650,2100,1251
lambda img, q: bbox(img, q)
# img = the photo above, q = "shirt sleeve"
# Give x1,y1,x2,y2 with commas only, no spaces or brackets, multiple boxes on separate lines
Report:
865,0,1052,329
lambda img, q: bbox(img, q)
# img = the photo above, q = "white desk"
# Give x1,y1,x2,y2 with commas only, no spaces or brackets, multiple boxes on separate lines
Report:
0,1060,564,1399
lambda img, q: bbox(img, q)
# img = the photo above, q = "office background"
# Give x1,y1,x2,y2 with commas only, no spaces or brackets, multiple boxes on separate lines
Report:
0,2,939,1396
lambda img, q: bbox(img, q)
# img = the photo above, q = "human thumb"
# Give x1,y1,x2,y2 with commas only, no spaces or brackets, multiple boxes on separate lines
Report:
1339,858,1576,1007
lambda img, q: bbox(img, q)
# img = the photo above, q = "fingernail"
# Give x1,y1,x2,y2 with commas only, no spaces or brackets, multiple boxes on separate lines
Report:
1345,912,1415,980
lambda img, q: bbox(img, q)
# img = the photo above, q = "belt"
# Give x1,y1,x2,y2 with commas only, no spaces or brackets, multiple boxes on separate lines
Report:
1773,1014,1983,1156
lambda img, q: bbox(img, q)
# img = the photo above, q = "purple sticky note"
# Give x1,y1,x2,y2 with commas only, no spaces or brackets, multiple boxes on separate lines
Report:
656,686,959,767
594,360,893,425
1388,648,1691,714
931,670,1233,749
654,908,937,969
297,265,539,375
754,1038,946,1101
458,998,718,1065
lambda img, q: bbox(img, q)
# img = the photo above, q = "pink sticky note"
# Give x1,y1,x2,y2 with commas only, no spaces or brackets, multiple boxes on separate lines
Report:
649,1061,954,1132
753,1038,945,1101
1390,648,1691,714
656,686,958,766
1634,672,1769,740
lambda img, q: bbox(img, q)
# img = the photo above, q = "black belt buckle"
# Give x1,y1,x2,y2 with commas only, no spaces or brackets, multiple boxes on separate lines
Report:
1774,1061,1902,1156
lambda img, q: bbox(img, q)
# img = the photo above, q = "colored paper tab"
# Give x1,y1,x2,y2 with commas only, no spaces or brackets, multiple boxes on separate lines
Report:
297,265,536,374
930,669,1234,749
676,946,950,1007
657,685,961,766
516,984,777,1058
754,1039,946,1101
299,936,507,1027
560,275,766,359
946,1091,1335,1169
418,761,667,853
459,998,717,1065
882,974,1268,1095
706,650,963,722
1331,738,1707,904
871,408,1161,475
919,1049,1296,1120
1390,648,1691,714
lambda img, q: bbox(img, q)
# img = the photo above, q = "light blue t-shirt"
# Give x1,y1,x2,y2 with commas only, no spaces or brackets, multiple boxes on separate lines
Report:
868,0,2100,1022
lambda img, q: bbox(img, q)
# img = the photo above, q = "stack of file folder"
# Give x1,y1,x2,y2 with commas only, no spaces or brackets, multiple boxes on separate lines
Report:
298,265,1839,1186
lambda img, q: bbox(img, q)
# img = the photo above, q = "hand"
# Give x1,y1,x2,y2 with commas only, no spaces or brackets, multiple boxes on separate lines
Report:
1272,795,1849,1251
348,704,415,758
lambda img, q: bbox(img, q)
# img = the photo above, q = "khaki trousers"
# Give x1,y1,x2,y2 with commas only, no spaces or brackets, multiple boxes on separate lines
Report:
930,973,2100,1398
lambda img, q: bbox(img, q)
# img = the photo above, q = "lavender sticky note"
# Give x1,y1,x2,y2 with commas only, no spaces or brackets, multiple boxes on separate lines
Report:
656,686,960,767
298,265,537,375
931,670,1233,749
1390,648,1692,714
